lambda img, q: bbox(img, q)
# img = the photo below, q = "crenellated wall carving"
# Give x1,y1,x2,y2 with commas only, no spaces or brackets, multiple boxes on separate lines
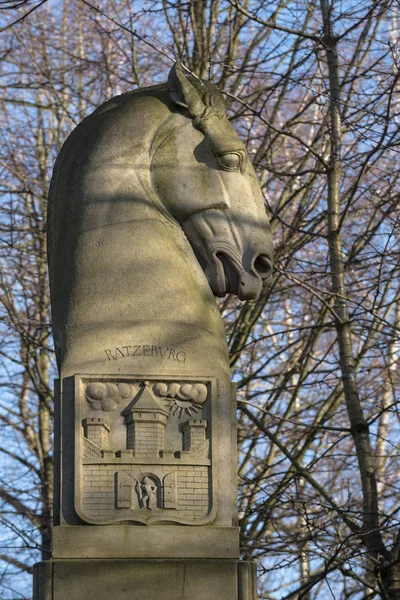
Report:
74,375,215,525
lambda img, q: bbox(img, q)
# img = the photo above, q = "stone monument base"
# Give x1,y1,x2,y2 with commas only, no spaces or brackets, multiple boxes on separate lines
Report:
33,558,258,600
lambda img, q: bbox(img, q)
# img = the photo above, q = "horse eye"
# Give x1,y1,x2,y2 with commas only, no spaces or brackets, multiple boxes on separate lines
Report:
218,152,242,171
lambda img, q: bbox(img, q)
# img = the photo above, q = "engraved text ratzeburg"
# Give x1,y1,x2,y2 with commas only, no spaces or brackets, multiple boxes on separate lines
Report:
104,345,186,363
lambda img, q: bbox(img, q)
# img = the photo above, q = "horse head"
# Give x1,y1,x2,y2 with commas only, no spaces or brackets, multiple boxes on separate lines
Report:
151,63,273,301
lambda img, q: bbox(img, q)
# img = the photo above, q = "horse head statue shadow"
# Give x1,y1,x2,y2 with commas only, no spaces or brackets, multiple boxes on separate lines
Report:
48,63,273,375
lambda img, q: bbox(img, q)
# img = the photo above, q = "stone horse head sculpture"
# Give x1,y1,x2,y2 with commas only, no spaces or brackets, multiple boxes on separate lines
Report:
48,63,273,377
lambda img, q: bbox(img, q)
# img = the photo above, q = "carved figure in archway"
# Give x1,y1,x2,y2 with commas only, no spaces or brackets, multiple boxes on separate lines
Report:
137,477,157,510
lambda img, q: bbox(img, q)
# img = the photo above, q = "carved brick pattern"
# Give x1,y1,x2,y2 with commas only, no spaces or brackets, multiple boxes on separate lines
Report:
176,466,209,517
82,438,102,459
189,440,210,459
81,463,210,520
181,419,206,451
186,427,204,449
128,420,166,456
83,418,110,449
78,376,213,523
82,467,115,518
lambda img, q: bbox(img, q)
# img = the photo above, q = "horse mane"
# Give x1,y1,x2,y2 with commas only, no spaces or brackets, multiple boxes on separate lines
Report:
47,72,227,288
47,83,168,285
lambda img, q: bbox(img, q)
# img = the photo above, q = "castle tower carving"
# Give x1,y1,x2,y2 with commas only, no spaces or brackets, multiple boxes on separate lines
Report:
82,417,110,449
122,381,169,457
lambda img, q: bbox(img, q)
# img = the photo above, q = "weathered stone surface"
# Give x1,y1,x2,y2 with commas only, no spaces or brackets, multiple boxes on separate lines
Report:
34,559,257,600
52,525,240,559
47,61,273,378
35,62,271,600
78,376,213,524
54,375,238,528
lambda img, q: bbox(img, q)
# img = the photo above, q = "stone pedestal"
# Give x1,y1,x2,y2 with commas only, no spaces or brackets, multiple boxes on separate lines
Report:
33,375,258,599
34,559,257,600
40,60,273,600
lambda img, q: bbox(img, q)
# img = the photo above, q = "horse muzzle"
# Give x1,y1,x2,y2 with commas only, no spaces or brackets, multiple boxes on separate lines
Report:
181,209,274,301
208,244,273,301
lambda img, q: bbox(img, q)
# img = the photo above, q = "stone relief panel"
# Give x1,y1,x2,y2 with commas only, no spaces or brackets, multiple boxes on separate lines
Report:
74,374,216,525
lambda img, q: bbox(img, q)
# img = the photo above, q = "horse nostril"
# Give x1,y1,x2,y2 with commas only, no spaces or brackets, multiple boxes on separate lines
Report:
216,252,239,294
254,254,272,280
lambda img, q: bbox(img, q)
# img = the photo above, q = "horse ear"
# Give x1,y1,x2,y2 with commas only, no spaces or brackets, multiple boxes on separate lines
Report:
168,62,206,118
